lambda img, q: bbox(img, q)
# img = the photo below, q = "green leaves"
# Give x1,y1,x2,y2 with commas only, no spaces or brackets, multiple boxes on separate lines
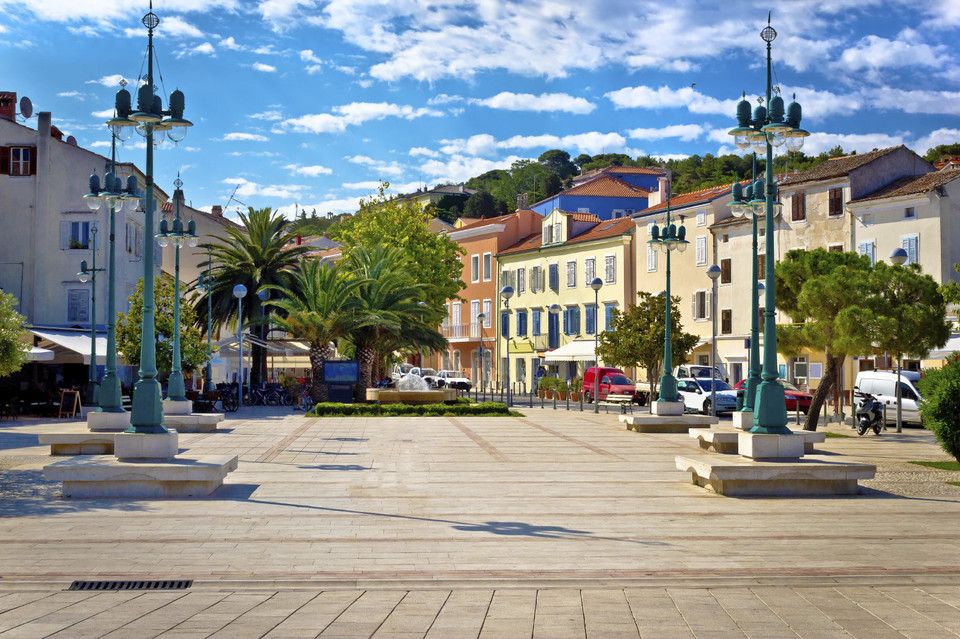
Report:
918,363,960,462
0,292,27,378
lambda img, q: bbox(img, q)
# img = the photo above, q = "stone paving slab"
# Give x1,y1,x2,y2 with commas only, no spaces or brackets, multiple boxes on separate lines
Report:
1,406,959,637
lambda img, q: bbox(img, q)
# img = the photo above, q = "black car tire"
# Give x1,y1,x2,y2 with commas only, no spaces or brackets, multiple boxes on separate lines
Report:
702,400,711,416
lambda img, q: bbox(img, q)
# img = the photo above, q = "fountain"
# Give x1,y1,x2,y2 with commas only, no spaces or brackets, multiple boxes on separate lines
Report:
365,373,458,404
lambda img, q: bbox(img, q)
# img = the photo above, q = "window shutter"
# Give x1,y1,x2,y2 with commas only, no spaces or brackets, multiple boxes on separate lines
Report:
501,311,509,338
60,221,71,250
696,236,706,265
0,146,8,175
705,290,711,320
29,146,37,175
574,307,580,334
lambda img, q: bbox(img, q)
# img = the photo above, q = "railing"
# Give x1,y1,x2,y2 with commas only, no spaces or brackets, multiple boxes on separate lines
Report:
441,322,488,340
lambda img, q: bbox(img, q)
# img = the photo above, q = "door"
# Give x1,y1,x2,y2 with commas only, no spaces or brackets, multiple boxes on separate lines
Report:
547,312,559,349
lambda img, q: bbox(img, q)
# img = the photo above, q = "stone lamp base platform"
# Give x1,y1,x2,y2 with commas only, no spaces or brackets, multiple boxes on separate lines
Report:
39,432,115,456
86,411,132,432
621,413,716,433
675,454,876,496
163,413,225,433
732,410,754,431
44,454,239,498
691,429,826,455
162,399,193,415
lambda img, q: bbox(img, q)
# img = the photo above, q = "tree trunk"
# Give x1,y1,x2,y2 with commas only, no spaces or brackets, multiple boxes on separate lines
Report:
308,343,330,403
804,352,845,431
357,345,377,392
647,366,659,414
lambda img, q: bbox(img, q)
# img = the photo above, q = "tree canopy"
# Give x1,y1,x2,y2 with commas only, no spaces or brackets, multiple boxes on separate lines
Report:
117,275,209,375
597,291,698,406
0,292,27,378
330,182,465,309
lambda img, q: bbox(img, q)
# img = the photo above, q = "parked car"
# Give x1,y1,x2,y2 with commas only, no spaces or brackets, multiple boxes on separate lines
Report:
675,364,727,382
854,370,923,425
733,379,813,414
583,367,646,404
676,377,738,415
436,370,472,391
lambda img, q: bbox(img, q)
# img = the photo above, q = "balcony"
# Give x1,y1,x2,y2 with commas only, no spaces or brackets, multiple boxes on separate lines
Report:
441,322,489,341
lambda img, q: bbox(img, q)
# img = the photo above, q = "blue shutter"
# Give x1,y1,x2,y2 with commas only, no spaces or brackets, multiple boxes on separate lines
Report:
562,308,570,335
517,311,527,336
549,264,559,290
605,304,615,330
501,311,509,337
586,305,596,335
574,307,581,334
532,309,541,335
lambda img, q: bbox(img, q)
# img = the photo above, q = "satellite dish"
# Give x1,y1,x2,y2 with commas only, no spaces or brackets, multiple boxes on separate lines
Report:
67,135,78,146
19,96,33,119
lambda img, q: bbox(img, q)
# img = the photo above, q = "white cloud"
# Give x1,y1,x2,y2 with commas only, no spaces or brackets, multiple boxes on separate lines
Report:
872,87,960,116
250,109,283,121
627,124,706,142
222,177,308,200
473,92,595,114
58,91,84,100
161,16,204,38
439,131,631,157
276,197,361,216
605,85,738,116
177,42,215,57
428,94,464,105
342,180,382,190
279,102,444,134
912,128,960,156
219,36,242,50
223,132,269,142
285,163,333,177
419,155,526,184
91,108,114,118
252,62,277,73
801,132,906,155
409,147,439,158
346,155,405,178
85,74,130,88
836,34,946,74
305,65,323,75
0,0,237,22
300,49,323,64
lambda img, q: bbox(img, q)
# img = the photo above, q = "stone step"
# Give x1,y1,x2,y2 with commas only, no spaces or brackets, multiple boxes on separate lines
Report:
43,454,239,498
162,413,225,433
675,454,876,496
691,429,826,454
620,413,716,433
38,433,115,455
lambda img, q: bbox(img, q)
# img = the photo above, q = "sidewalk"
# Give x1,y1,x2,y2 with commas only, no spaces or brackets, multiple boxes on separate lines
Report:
1,408,958,637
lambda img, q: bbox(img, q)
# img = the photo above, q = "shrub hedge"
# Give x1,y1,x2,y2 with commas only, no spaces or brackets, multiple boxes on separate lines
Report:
307,400,509,417
918,357,960,463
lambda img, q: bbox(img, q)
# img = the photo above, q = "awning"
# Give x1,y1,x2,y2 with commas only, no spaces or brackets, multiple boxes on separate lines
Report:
926,335,960,360
28,328,109,365
26,346,55,361
509,340,537,354
543,339,600,362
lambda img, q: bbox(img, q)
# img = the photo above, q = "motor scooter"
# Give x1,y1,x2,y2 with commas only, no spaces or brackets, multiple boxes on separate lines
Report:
854,387,883,436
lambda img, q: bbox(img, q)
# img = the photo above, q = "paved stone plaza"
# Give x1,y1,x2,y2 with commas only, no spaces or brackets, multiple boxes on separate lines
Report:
1,406,959,638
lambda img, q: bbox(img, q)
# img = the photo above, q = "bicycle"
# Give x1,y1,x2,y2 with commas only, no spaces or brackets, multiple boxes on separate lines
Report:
216,383,240,413
292,384,315,411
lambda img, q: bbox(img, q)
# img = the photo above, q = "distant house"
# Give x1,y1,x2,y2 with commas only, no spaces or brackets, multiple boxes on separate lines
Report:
398,183,477,208
530,175,654,221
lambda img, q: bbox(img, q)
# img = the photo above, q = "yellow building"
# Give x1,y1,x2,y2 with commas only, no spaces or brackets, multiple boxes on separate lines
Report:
495,208,636,392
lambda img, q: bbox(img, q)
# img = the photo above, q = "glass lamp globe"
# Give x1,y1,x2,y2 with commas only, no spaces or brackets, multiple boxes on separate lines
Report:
785,135,805,152
769,133,785,147
167,126,188,143
751,137,767,154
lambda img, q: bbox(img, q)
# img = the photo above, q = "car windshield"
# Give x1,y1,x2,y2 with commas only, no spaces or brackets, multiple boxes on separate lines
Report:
780,381,801,392
696,379,732,391
607,375,633,385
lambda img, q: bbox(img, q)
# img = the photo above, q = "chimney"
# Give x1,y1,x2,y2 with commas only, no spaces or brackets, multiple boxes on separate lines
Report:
0,92,15,121
322,232,330,239
459,183,465,193
296,235,302,245
211,205,223,217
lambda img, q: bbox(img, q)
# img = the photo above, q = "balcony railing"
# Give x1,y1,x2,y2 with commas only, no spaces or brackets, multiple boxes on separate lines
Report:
441,322,489,340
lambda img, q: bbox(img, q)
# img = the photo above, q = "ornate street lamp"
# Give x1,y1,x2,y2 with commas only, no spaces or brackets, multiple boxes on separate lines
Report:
728,13,808,433
196,250,218,397
889,246,909,433
590,277,603,414
77,226,105,405
706,264,722,416
500,285,514,406
83,118,141,422
107,2,194,433
155,176,198,404
647,189,688,411
233,284,247,408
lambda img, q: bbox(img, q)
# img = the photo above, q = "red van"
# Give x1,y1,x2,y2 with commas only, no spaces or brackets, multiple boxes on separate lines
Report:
582,367,645,404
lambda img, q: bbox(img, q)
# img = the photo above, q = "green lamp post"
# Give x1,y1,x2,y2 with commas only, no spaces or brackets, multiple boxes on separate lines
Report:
196,248,218,397
83,110,141,419
106,2,193,433
155,177,198,403
500,285,514,406
77,226,105,405
590,277,603,414
727,13,809,434
647,189,688,406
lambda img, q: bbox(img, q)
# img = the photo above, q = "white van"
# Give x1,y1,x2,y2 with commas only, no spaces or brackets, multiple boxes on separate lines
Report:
854,370,923,425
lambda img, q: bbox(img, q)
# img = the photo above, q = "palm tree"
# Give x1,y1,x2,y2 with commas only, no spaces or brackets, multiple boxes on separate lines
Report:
191,207,310,386
344,245,446,390
262,261,363,403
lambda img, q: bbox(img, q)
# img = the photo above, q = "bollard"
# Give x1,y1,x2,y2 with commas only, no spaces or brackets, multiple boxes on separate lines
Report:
579,394,583,412
553,392,557,410
540,391,544,409
566,394,570,411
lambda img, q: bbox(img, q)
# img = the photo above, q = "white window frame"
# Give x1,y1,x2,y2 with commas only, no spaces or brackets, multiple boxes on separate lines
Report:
470,299,480,327
578,208,590,213
516,267,525,294
858,239,876,266
695,235,707,266
66,287,90,323
696,210,706,226
584,257,595,285
554,223,562,244
470,254,480,283
604,254,616,284
482,252,492,282
566,260,577,288
531,265,542,293
482,299,492,328
904,206,916,219
901,234,919,265
692,289,710,321
10,147,31,176
647,221,655,235
612,209,625,219
647,245,658,272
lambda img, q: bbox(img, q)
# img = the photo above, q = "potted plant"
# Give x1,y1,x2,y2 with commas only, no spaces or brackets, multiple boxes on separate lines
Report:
569,378,583,402
541,376,556,399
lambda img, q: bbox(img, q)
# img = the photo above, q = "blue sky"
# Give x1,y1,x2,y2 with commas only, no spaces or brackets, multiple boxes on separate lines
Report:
2,0,960,219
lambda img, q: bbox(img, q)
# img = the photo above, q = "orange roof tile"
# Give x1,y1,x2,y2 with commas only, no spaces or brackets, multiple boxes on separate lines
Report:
641,183,734,213
569,212,602,223
848,169,960,203
562,175,650,198
497,217,635,256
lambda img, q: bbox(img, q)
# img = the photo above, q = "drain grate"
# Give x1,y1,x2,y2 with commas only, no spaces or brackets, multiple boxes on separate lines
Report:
68,580,192,591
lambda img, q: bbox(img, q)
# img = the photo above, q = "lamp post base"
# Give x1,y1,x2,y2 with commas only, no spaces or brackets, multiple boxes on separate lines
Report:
87,411,131,432
652,400,685,416
162,399,193,415
128,378,169,434
732,410,753,431
753,378,791,434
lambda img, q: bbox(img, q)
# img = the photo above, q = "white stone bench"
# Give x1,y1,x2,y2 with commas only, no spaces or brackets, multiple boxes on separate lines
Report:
44,454,239,498
598,394,636,414
690,429,827,454
38,433,115,455
162,413,225,433
620,413,716,433
675,454,876,496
